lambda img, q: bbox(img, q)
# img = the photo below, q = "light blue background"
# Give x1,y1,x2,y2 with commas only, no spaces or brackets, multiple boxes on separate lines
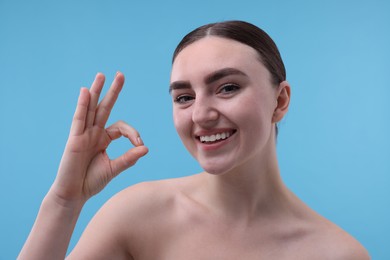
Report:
1,0,389,259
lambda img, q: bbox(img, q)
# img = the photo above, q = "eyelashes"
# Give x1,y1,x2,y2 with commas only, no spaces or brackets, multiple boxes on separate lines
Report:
174,95,194,104
218,83,240,94
173,83,241,104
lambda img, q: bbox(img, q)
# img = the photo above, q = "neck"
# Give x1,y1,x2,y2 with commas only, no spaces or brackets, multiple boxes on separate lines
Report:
199,143,293,223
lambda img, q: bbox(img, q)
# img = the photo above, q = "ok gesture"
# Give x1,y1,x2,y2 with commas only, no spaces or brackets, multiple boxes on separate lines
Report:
51,72,148,203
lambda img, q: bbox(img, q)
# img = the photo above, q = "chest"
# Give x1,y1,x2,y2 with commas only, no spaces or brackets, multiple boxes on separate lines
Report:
132,217,310,260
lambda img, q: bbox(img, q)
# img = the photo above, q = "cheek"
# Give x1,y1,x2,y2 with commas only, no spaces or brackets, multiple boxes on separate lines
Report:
172,111,181,135
230,94,274,130
173,109,191,138
173,109,198,157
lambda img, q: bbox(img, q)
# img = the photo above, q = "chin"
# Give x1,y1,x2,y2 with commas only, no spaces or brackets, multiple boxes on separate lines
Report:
200,162,234,176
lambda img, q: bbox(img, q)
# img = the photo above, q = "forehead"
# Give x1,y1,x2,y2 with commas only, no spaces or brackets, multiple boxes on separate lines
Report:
171,36,265,82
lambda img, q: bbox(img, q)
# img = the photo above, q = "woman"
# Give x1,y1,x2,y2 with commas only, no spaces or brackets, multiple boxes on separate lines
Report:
19,20,369,259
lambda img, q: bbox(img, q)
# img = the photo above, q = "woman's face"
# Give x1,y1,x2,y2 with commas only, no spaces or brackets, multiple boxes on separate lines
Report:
170,36,281,174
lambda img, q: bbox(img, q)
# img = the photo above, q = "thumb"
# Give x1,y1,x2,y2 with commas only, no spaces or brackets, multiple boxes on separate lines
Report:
110,145,149,177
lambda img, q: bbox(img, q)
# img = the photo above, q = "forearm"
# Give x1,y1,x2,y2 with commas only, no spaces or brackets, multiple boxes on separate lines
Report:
18,192,85,260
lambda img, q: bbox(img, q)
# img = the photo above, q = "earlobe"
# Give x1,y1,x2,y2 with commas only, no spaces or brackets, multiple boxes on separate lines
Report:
272,81,291,123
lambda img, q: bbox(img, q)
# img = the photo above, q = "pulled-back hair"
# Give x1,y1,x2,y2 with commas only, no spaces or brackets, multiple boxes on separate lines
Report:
172,20,286,86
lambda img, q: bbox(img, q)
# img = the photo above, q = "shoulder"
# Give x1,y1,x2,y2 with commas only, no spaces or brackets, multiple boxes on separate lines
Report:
105,178,185,218
303,218,371,260
102,176,197,229
113,176,194,207
108,177,200,254
68,178,190,258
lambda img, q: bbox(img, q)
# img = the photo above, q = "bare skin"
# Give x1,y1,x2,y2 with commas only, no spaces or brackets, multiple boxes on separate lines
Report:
69,176,369,260
19,37,370,260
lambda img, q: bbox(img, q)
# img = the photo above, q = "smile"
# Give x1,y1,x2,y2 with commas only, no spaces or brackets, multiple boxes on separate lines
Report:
198,130,236,143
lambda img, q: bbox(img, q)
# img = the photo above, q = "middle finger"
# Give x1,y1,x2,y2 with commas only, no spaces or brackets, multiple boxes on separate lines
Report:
86,73,105,128
94,72,125,128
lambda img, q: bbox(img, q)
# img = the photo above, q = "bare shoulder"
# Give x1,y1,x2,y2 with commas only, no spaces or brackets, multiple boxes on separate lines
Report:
69,176,192,259
113,176,193,211
304,217,371,260
110,176,199,222
109,176,197,256
103,177,189,224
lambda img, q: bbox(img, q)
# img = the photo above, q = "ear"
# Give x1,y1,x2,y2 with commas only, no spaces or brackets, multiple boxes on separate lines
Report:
272,81,291,123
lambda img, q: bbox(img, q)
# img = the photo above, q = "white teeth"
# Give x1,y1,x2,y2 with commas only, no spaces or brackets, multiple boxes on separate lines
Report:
200,132,232,143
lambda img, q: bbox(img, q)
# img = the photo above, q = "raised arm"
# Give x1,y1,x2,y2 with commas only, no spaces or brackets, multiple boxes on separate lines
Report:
18,72,148,260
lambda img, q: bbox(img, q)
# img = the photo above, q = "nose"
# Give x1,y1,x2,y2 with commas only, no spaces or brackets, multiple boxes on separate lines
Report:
192,96,219,127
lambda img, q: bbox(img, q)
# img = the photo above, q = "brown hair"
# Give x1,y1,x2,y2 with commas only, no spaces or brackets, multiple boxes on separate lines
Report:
172,20,286,137
172,20,286,86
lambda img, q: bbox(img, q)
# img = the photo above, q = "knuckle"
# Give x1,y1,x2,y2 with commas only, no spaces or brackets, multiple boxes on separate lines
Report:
117,120,126,125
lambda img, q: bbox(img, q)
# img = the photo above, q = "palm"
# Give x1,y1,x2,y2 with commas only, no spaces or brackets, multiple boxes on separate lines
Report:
65,126,111,196
52,73,148,202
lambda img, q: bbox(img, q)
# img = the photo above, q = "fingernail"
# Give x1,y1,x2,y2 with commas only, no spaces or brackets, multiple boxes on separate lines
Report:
137,136,144,146
116,71,120,77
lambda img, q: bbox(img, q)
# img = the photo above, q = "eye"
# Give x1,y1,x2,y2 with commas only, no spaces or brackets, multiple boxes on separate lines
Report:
218,83,240,94
174,95,194,104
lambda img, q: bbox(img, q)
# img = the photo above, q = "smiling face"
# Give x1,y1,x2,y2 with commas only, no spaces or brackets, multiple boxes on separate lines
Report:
170,36,286,175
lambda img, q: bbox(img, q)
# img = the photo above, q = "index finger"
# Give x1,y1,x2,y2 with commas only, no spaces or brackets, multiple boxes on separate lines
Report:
69,87,90,136
94,72,125,128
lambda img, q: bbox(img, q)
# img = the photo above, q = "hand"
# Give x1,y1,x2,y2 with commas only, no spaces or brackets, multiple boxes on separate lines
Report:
50,72,148,204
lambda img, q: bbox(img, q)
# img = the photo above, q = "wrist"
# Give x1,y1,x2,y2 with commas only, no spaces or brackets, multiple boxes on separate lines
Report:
44,189,87,213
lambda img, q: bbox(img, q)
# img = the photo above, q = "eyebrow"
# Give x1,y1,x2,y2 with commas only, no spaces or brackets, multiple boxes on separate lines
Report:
169,67,248,93
169,81,191,94
205,67,247,85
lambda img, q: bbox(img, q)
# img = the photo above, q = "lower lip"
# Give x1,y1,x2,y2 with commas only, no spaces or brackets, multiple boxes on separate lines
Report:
197,134,235,151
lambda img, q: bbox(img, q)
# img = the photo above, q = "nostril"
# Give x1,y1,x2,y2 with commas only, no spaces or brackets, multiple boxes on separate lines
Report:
192,107,219,124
